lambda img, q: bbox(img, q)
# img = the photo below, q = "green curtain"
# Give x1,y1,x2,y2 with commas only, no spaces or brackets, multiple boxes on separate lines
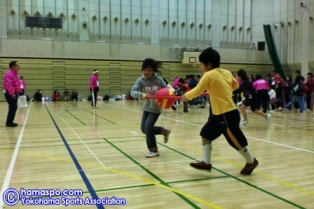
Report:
263,24,286,80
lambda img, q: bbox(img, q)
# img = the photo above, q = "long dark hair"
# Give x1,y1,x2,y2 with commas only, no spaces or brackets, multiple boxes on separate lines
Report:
237,69,249,81
255,74,262,80
142,58,163,75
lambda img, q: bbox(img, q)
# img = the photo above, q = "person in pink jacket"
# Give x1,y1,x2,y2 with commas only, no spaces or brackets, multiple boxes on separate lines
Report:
3,61,21,127
90,69,99,108
253,74,270,113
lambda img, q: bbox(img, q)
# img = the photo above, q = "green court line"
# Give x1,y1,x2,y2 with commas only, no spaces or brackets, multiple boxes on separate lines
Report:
82,176,228,194
65,110,86,125
103,135,143,139
157,143,306,209
167,176,228,184
85,184,154,194
104,139,144,143
103,138,201,209
69,102,78,107
84,110,116,124
54,102,62,107
291,127,313,132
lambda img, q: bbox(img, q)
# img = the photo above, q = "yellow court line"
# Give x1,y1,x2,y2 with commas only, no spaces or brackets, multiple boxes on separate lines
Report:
4,150,222,209
171,139,314,197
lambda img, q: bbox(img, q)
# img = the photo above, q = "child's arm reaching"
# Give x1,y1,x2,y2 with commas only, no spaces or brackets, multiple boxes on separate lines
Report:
232,78,239,91
130,78,146,99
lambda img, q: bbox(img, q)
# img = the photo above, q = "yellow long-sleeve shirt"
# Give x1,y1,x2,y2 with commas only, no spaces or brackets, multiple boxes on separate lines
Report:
184,68,239,115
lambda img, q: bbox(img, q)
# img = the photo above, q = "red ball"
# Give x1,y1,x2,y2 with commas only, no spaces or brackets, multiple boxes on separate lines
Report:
155,88,176,109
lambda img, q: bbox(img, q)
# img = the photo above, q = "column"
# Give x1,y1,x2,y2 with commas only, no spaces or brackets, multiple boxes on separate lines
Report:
0,0,7,38
301,1,309,76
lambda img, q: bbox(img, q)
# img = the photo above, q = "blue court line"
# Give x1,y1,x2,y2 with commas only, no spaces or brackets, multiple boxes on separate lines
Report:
44,104,104,209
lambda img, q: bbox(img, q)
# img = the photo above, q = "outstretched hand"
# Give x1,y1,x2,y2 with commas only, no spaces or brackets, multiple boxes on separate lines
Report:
182,95,188,102
141,93,147,100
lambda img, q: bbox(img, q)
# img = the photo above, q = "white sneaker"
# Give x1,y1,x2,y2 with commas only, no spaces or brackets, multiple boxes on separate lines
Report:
145,152,160,158
240,120,248,126
236,101,242,108
266,114,271,123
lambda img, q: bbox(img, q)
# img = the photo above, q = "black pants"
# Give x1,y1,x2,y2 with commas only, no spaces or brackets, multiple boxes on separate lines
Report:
257,89,270,113
306,92,313,110
4,92,18,124
19,89,25,96
90,87,99,107
183,101,188,113
200,109,248,150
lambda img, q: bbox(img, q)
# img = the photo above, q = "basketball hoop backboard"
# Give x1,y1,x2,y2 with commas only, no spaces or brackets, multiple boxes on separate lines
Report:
182,51,200,66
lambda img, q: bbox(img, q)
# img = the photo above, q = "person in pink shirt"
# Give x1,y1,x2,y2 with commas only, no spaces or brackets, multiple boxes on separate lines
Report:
3,61,21,127
19,76,26,96
172,77,179,89
90,69,99,109
253,74,270,113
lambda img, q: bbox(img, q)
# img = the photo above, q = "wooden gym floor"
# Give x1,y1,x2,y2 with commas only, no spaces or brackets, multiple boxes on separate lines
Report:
0,100,313,209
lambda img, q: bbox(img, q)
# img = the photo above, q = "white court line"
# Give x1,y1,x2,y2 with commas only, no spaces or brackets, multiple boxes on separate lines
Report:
0,105,32,209
130,131,138,135
104,103,314,154
59,114,107,168
246,136,314,154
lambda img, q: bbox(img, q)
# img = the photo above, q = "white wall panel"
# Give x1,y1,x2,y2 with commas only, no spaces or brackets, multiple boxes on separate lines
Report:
141,0,151,42
186,0,196,44
177,0,187,44
195,0,205,44
220,0,227,42
100,0,110,39
132,0,141,41
204,0,212,45
227,0,236,43
159,0,168,43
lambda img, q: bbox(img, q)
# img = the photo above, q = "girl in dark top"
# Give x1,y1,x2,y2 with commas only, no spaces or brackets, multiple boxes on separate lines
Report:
71,89,78,101
237,69,271,126
249,74,255,83
285,75,293,105
273,74,285,108
34,90,42,101
305,72,314,110
52,90,61,101
63,89,70,101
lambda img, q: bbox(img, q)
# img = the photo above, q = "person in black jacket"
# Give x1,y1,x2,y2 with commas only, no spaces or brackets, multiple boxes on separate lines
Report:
34,90,42,101
283,76,306,113
71,89,78,101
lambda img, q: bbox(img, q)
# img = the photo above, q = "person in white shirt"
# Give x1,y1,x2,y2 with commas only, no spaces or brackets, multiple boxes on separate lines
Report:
268,87,277,111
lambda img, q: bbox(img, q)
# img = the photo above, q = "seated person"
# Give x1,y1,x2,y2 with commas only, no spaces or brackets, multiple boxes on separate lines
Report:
71,90,78,101
63,89,70,101
52,90,61,101
34,90,42,101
